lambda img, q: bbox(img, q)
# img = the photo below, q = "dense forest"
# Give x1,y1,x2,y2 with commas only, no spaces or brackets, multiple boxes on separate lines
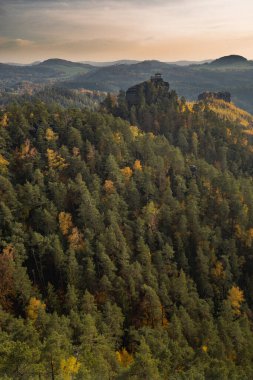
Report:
1,77,253,379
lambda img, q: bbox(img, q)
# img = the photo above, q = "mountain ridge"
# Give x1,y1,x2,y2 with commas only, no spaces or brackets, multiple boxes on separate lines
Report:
1,55,253,112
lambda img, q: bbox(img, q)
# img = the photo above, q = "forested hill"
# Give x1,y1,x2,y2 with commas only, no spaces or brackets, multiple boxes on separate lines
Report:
1,78,253,379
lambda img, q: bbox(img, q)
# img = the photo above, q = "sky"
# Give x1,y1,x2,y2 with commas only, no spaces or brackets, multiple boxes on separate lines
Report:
0,0,253,63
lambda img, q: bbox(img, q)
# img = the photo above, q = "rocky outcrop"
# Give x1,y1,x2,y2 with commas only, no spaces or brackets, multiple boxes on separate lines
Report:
198,91,231,103
126,74,169,107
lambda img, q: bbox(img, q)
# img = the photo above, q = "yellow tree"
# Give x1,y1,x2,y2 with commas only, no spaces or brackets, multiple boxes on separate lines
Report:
60,356,81,380
59,212,73,236
133,159,142,171
228,286,244,314
120,166,133,182
26,297,46,321
130,126,139,138
201,345,208,353
68,227,84,251
104,179,115,194
0,154,9,173
116,348,134,368
46,128,58,142
47,149,68,170
1,113,8,127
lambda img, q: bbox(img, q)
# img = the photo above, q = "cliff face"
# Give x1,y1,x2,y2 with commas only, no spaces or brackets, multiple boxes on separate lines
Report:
198,91,231,103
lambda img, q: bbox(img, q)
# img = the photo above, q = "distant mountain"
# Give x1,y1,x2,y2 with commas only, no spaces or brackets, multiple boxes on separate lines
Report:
38,58,91,69
36,59,95,77
210,55,249,66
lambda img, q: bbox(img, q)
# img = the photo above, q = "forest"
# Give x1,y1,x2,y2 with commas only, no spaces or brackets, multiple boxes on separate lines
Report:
1,78,253,379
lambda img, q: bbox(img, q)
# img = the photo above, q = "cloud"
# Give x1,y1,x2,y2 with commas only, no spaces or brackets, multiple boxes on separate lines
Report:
15,38,34,47
0,37,34,48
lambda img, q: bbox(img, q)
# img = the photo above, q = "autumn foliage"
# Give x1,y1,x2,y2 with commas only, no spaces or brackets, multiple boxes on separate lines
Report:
0,154,9,172
116,348,134,368
47,148,68,170
68,227,84,251
228,286,244,314
60,356,81,380
26,297,46,321
104,179,115,193
120,166,133,181
59,212,73,236
46,127,58,142
133,159,142,171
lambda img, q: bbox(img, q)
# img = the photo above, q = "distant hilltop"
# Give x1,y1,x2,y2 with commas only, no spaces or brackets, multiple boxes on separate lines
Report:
210,55,248,66
198,91,231,103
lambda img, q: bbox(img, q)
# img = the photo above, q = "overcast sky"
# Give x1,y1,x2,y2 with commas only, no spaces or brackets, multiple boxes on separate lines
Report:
0,0,253,63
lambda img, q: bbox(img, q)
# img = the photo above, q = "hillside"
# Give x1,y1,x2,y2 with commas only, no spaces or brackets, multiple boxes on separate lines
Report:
191,98,253,128
206,99,253,141
1,78,253,379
